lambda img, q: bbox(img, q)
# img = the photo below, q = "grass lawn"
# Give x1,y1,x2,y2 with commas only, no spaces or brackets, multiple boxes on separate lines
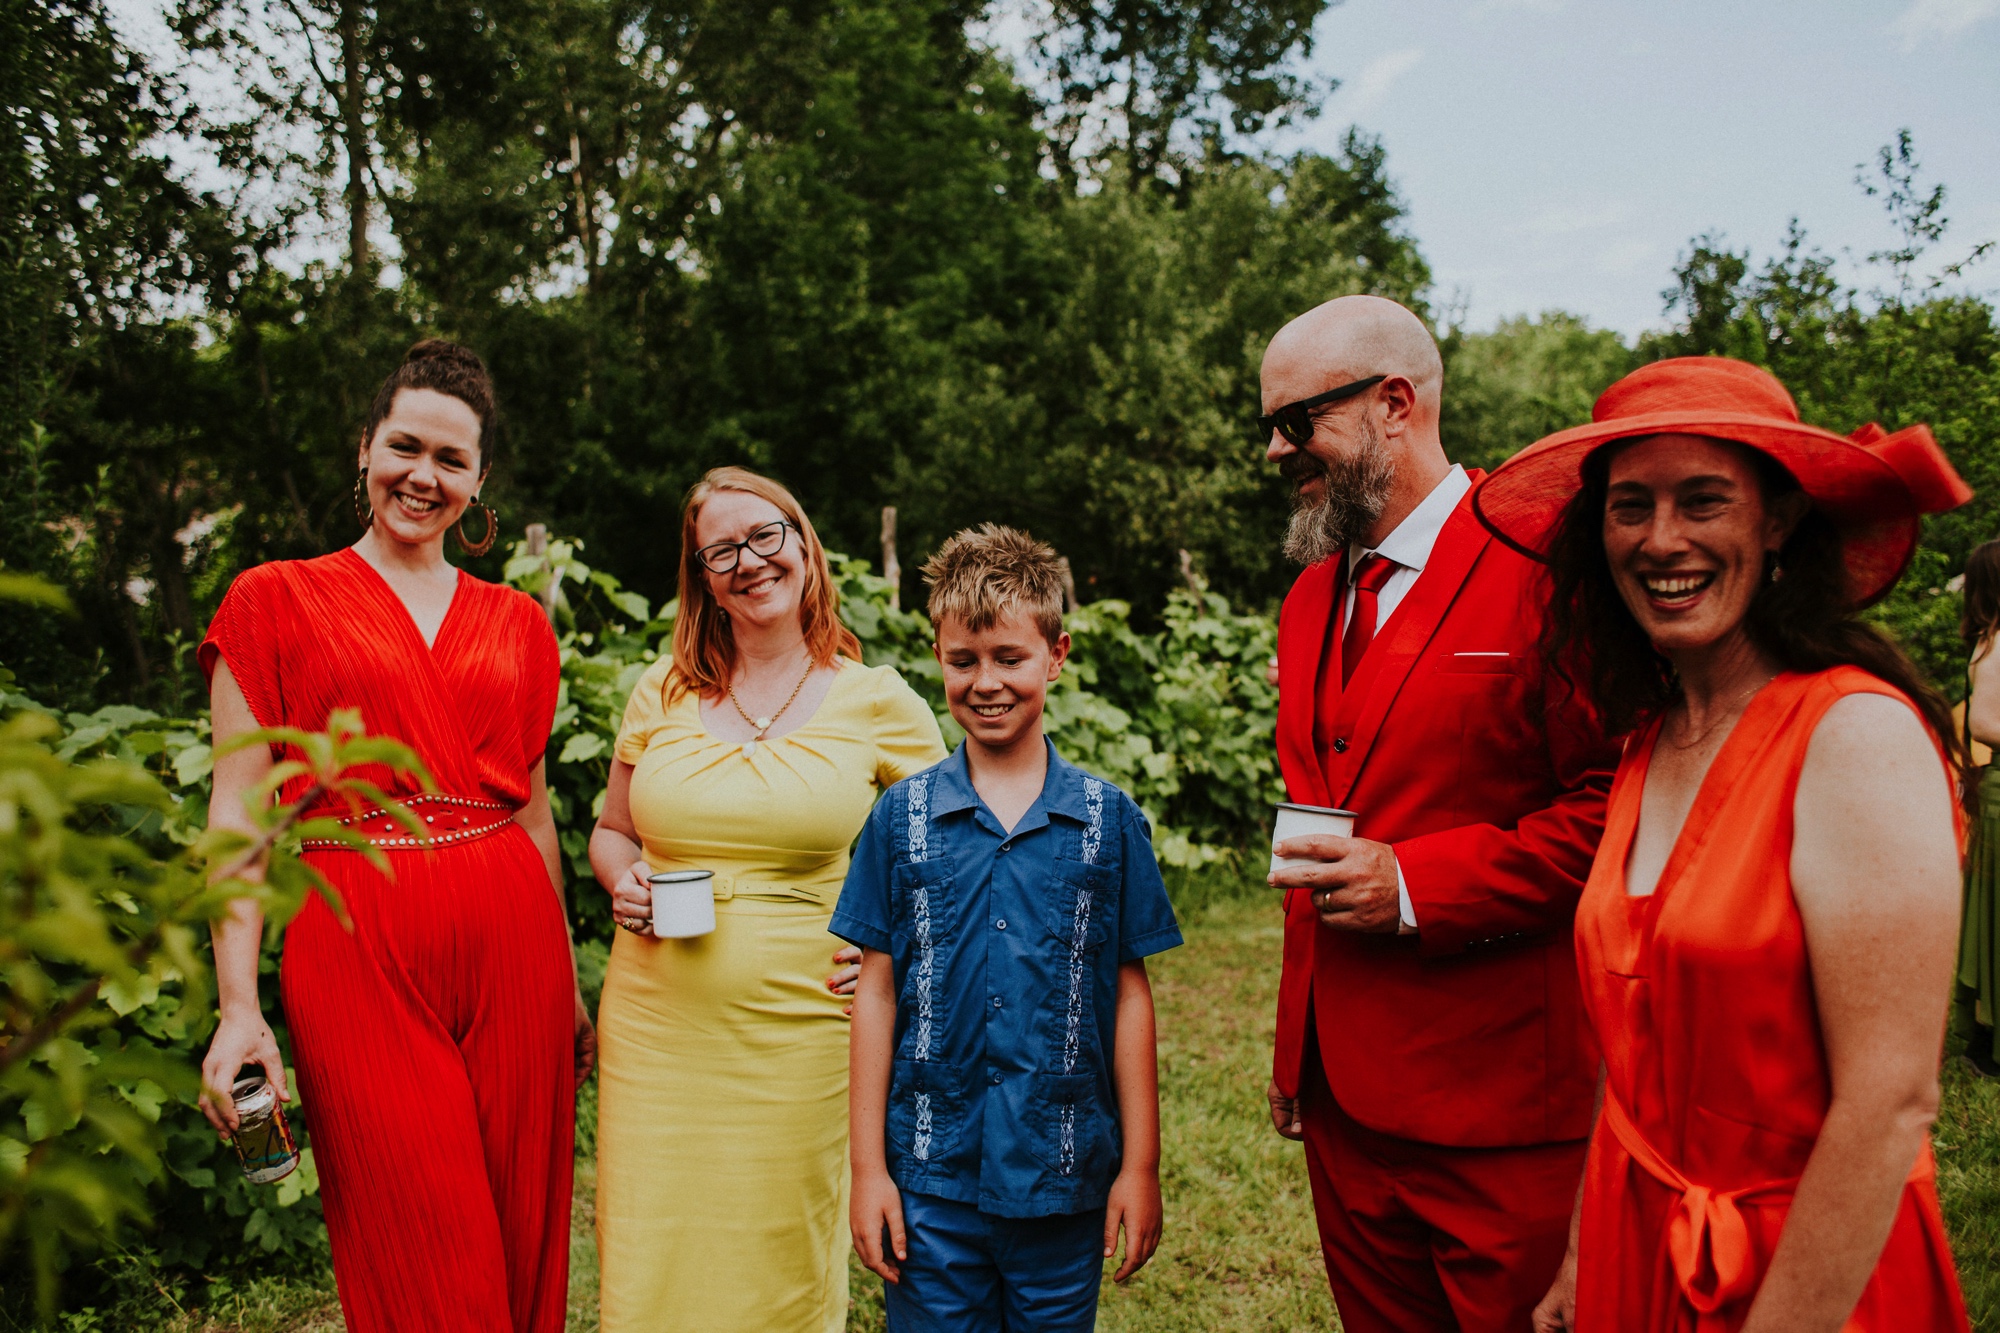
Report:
98,885,2000,1330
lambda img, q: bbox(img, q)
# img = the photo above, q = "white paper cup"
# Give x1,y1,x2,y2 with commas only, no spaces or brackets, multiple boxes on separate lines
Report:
1270,803,1357,874
646,870,718,938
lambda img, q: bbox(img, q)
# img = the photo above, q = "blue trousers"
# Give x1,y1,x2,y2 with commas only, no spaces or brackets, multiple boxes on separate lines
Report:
882,1191,1107,1332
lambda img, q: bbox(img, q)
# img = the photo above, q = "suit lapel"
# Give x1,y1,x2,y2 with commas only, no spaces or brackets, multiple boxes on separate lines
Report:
1320,497,1494,808
1275,558,1340,806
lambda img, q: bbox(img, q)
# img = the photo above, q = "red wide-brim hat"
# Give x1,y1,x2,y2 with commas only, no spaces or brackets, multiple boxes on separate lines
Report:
1471,356,1972,608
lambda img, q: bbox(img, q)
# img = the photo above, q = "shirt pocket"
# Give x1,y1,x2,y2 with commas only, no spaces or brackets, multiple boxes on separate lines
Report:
1029,1071,1120,1181
888,1056,967,1170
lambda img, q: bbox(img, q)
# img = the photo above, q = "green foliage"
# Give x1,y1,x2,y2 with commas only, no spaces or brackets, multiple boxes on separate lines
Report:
0,573,429,1319
1441,312,1638,474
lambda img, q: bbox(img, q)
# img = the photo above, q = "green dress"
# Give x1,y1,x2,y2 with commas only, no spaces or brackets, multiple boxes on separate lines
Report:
1958,677,2000,1062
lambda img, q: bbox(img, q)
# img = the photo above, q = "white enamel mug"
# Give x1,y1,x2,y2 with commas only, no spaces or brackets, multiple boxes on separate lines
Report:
1269,803,1357,874
646,870,718,938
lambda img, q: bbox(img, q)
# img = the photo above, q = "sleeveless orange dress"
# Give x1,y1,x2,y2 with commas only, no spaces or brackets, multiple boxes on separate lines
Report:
1573,667,1969,1332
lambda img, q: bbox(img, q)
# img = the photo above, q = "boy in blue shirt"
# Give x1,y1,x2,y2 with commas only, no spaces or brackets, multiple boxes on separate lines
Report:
834,524,1184,1332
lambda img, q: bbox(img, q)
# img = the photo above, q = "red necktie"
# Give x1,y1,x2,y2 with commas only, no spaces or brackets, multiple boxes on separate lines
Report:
1341,554,1397,687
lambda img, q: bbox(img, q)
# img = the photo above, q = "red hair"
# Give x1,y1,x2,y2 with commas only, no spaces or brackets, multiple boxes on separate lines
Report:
665,467,861,705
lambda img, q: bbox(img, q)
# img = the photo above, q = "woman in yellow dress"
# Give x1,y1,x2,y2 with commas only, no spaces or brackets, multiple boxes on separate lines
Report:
588,467,947,1332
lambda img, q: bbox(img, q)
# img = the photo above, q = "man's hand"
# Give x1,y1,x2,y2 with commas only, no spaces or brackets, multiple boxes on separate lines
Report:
1104,1163,1163,1281
850,1167,907,1284
1268,834,1402,933
1266,1080,1303,1141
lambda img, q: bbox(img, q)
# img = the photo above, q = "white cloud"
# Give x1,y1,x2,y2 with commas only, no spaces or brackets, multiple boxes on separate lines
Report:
1343,49,1425,117
1891,0,2000,48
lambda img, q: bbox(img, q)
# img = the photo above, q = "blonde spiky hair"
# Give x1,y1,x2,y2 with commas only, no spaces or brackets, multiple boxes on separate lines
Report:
921,524,1066,645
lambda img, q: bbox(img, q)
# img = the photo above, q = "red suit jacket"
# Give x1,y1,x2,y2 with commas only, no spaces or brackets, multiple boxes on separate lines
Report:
1273,479,1616,1149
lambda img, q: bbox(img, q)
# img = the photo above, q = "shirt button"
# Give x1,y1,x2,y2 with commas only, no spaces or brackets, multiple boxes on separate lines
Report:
990,1071,1002,1085
1000,844,1010,853
992,996,1003,1009
995,919,1007,930
1333,737,1349,753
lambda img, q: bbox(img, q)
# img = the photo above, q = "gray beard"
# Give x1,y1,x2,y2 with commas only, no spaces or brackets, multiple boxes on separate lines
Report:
1282,423,1395,565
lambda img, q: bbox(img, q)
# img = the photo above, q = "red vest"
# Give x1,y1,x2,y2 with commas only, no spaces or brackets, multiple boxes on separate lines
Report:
1272,482,1616,1147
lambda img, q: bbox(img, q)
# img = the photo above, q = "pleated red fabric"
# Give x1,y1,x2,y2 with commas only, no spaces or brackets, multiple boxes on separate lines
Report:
200,548,575,1333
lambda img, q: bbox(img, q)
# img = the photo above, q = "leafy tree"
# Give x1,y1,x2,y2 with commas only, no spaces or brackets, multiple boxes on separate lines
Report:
1440,312,1637,474
1033,0,1337,184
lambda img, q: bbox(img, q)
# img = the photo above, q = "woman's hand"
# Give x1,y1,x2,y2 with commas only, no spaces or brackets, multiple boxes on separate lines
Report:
198,1012,287,1138
827,945,862,1015
1530,1244,1578,1332
608,859,652,933
572,991,598,1087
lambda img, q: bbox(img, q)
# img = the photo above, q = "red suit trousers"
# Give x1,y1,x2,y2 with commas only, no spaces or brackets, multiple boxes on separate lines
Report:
1300,1053,1585,1333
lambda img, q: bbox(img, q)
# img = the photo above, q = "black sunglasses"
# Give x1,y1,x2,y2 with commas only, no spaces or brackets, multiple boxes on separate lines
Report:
695,519,798,574
1257,375,1388,447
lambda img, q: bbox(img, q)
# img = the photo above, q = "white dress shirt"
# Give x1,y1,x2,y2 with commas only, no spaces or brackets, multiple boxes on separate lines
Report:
1340,464,1471,931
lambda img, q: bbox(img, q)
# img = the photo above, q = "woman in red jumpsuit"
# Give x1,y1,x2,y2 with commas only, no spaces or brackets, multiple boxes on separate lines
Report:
1476,357,1973,1332
196,340,592,1333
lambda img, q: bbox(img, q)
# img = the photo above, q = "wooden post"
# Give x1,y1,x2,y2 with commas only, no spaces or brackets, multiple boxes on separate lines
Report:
881,506,900,612
1178,548,1203,596
525,523,560,622
1057,556,1079,614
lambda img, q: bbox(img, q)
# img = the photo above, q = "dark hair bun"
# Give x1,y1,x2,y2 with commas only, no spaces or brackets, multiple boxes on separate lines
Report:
404,337,484,371
362,337,500,466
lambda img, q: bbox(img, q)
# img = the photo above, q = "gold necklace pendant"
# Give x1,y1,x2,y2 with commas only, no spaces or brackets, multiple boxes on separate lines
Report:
728,656,815,758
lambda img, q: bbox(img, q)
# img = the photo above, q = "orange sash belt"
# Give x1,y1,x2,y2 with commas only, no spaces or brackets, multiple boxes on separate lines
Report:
299,793,517,852
1602,1091,1935,1329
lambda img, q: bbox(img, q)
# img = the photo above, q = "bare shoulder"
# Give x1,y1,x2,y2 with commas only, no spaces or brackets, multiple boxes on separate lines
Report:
1794,689,1954,887
1801,690,1939,778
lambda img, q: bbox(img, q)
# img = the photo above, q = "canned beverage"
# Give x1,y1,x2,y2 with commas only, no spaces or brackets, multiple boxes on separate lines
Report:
229,1075,301,1184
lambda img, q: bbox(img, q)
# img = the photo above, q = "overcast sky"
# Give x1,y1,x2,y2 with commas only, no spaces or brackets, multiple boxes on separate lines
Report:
1259,0,2000,336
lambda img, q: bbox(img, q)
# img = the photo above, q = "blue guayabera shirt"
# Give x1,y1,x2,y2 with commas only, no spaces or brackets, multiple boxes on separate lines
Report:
833,741,1182,1219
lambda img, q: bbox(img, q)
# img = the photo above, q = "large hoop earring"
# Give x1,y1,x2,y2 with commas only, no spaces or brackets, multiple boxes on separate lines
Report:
353,468,373,529
455,499,497,557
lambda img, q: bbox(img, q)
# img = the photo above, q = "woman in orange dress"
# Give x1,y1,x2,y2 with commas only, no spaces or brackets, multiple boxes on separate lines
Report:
1473,357,1973,1332
195,340,594,1333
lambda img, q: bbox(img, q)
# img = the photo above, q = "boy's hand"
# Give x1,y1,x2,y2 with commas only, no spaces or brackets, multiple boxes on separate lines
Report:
1103,1164,1163,1282
851,1168,907,1284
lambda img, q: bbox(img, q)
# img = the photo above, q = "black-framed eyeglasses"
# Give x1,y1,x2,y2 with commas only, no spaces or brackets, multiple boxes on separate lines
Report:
1257,375,1388,447
695,520,797,574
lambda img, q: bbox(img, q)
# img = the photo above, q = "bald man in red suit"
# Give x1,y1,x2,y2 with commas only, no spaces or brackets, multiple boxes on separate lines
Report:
1258,296,1617,1333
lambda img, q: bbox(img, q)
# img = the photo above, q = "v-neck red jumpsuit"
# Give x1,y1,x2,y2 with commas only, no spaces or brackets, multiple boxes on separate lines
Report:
1573,667,1968,1331
201,548,575,1333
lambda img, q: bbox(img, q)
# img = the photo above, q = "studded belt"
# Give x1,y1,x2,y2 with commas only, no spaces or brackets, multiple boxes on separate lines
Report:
298,793,518,852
